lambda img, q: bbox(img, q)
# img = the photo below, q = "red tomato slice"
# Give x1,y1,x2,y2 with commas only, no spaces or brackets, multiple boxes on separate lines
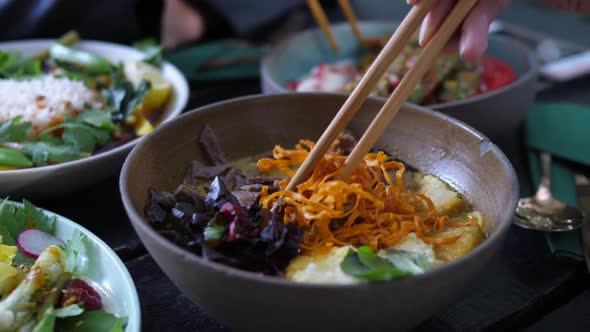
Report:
482,56,517,91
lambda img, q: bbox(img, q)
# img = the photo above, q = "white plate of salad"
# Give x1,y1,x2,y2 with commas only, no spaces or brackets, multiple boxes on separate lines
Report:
0,199,140,332
0,31,189,198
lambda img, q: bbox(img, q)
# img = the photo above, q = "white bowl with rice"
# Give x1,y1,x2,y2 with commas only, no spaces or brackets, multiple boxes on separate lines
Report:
0,40,189,199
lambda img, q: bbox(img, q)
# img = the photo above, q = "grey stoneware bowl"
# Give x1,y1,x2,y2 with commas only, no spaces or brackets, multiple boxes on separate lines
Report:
0,39,189,199
261,21,538,140
120,94,519,332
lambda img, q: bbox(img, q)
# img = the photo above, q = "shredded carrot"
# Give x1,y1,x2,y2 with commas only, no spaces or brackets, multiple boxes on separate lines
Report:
257,140,466,255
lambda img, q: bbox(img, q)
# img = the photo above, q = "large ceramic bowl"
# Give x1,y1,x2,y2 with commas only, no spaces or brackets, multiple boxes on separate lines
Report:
120,94,519,332
3,200,141,332
0,40,189,199
261,21,538,140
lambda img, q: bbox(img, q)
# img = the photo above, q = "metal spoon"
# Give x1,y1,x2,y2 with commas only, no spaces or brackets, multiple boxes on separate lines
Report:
513,153,585,232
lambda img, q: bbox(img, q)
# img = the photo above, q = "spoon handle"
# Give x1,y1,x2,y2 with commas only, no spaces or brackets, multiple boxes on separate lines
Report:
535,152,553,202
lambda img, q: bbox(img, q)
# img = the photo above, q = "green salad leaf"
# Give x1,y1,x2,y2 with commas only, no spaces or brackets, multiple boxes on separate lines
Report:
0,116,32,143
0,200,57,267
21,109,116,166
341,246,416,282
133,38,163,68
55,304,85,318
77,109,117,131
379,249,431,274
23,142,83,166
65,229,90,275
204,214,227,241
56,310,128,332
102,65,152,122
0,51,42,79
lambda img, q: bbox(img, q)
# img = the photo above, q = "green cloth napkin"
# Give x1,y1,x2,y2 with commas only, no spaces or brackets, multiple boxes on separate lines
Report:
165,39,265,81
526,103,590,261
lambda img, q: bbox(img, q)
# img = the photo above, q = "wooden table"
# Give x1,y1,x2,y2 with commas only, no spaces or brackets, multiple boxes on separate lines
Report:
37,77,590,331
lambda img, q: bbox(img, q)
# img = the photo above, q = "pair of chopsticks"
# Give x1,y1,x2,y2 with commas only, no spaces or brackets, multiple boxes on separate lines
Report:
306,0,384,52
286,0,478,191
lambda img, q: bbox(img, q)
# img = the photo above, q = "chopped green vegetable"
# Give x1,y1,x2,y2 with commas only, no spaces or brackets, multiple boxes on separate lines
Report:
32,308,57,332
0,116,32,143
56,309,128,332
0,148,32,167
204,214,227,241
49,44,111,75
133,38,163,68
0,51,42,79
340,246,412,281
122,80,151,119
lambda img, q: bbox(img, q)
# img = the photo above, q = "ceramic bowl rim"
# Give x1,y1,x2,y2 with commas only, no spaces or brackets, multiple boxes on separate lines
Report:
120,92,519,290
260,20,538,111
3,199,141,332
0,39,189,176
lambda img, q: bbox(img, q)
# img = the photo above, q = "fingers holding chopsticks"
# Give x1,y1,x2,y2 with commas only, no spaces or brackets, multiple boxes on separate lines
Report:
409,0,510,61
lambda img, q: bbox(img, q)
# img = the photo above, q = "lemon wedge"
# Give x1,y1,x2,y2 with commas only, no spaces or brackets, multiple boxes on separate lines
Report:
123,61,172,113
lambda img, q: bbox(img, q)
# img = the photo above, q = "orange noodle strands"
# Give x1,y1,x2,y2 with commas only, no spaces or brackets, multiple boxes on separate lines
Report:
257,140,467,255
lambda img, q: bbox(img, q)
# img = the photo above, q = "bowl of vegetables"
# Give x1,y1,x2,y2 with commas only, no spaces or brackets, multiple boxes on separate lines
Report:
261,21,538,139
0,199,140,331
0,32,189,198
120,93,518,332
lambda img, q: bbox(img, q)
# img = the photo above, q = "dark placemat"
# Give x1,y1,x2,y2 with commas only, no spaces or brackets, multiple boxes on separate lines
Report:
524,288,590,332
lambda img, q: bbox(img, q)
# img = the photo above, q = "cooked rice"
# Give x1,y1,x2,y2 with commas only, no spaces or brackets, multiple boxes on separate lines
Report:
0,75,103,137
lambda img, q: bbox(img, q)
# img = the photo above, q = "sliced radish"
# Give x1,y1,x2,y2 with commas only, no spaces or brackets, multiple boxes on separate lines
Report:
17,229,65,259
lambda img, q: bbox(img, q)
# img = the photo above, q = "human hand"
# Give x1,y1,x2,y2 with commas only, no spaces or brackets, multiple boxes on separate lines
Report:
408,0,510,61
161,0,205,50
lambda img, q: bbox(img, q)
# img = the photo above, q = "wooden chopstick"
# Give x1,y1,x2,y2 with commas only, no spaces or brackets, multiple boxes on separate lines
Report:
339,0,479,179
337,0,366,47
306,0,341,53
286,0,435,191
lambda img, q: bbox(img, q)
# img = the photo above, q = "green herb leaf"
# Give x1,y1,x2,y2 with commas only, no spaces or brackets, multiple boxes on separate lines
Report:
0,116,32,143
122,80,151,119
379,249,431,274
0,200,56,267
133,38,163,68
204,214,227,241
0,148,33,167
0,51,42,79
340,246,412,282
56,309,128,332
55,304,85,318
77,109,117,131
23,142,81,166
64,229,89,274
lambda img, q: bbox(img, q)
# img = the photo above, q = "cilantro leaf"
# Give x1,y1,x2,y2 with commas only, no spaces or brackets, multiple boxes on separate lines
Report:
56,309,128,332
0,116,32,143
23,142,81,166
340,246,413,281
77,110,117,131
